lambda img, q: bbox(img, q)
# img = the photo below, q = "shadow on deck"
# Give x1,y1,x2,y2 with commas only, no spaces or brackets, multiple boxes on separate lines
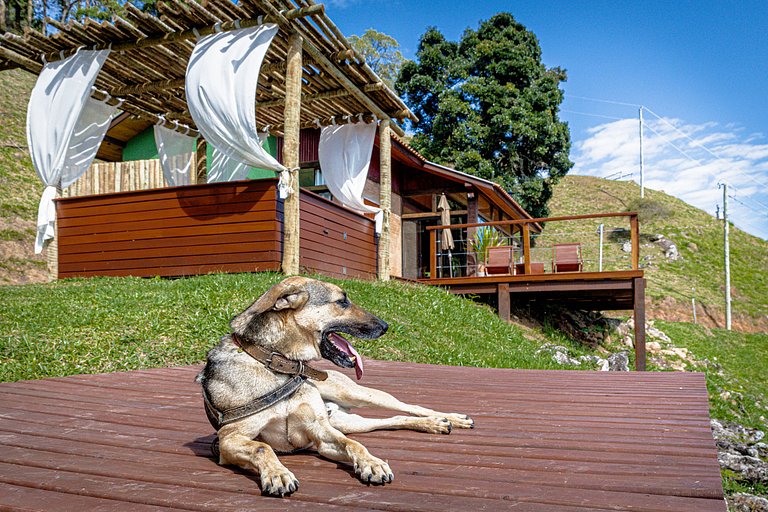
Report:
0,361,724,511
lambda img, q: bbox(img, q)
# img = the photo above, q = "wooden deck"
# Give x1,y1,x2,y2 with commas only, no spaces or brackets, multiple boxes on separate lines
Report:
0,361,725,511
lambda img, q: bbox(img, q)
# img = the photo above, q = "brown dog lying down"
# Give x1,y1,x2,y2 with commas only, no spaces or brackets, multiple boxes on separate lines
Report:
197,276,474,496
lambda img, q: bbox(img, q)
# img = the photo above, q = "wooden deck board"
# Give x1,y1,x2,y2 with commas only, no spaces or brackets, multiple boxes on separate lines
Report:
0,361,725,511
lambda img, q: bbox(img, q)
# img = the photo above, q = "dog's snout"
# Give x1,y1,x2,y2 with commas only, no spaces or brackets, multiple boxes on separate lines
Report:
378,320,389,335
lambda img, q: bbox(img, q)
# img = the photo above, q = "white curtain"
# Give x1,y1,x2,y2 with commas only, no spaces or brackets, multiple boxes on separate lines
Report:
207,132,269,183
185,24,287,191
318,122,382,232
154,124,195,187
26,49,113,253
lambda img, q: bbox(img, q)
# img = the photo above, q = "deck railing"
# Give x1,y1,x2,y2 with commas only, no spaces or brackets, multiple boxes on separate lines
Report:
425,212,640,280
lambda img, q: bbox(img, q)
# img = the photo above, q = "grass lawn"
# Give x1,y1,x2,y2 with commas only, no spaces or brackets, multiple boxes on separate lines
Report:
0,272,570,382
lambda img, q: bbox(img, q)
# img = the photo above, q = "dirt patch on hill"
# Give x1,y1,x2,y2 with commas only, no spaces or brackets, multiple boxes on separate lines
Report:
649,295,768,333
0,217,49,285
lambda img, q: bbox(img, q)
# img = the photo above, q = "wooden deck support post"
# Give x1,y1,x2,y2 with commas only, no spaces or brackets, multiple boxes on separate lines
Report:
281,31,303,275
194,137,207,184
522,223,532,275
633,277,646,371
466,190,478,275
630,214,640,270
497,283,510,322
378,119,391,280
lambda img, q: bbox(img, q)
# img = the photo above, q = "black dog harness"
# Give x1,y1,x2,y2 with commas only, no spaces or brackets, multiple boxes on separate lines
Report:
203,333,328,431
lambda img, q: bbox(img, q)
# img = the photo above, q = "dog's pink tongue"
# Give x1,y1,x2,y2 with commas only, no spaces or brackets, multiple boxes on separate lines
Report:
329,333,364,380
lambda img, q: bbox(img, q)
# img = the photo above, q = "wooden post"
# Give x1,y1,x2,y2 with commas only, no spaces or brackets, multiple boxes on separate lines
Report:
522,223,531,275
281,31,303,275
429,229,437,280
630,214,639,270
195,137,207,184
633,277,646,371
378,119,392,280
497,283,510,322
466,190,478,275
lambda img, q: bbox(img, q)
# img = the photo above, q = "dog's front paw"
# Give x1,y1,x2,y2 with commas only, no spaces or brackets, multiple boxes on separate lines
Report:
354,456,394,485
423,416,453,434
260,466,299,497
444,413,475,429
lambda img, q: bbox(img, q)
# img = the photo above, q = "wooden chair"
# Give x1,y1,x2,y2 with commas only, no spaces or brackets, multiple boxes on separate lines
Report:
486,246,514,275
552,243,583,273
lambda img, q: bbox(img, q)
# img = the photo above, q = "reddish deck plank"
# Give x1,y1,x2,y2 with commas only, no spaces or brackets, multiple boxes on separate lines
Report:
0,361,725,511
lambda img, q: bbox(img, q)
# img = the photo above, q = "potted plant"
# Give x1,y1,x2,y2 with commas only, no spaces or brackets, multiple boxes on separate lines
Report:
469,226,508,276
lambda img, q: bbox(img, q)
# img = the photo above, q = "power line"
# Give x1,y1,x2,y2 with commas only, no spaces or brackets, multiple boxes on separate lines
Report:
642,106,768,190
729,194,768,216
560,109,625,121
641,122,706,166
566,94,641,108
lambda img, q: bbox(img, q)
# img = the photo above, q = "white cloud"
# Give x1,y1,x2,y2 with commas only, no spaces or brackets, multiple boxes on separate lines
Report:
571,115,768,240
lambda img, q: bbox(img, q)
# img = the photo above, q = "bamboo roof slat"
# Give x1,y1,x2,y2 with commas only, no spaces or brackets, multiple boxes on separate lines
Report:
0,0,413,138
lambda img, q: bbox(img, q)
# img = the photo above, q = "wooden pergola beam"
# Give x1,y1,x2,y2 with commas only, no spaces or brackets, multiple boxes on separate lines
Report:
40,4,324,63
257,82,388,108
251,0,407,138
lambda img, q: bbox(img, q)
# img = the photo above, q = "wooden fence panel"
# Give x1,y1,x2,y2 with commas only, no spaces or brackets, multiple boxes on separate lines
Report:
299,190,377,279
56,179,282,278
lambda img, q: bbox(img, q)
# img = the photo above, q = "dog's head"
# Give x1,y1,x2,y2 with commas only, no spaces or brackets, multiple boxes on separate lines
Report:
230,277,388,378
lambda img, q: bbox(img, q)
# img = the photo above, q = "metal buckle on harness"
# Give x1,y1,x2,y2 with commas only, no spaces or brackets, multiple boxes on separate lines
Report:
265,351,281,371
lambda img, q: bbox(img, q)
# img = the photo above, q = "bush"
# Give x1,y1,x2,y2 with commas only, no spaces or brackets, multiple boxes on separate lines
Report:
626,198,673,224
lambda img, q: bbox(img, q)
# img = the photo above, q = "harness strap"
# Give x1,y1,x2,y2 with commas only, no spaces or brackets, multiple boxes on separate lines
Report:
203,375,306,431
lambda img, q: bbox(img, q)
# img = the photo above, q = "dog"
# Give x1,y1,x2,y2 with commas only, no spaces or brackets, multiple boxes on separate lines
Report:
196,276,474,496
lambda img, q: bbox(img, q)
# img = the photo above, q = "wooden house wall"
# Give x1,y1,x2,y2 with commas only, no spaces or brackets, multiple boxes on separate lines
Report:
299,189,377,279
56,179,283,278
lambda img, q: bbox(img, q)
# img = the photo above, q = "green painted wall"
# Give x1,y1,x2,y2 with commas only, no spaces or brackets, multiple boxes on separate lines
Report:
123,127,278,180
122,127,159,161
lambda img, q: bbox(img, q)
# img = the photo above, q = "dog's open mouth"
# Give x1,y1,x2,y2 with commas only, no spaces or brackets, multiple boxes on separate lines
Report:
320,332,364,380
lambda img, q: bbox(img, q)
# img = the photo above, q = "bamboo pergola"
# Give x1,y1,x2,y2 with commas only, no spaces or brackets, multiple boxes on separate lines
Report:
0,0,416,278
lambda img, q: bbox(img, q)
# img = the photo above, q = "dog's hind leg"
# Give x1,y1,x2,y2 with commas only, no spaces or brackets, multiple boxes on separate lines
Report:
315,370,474,429
326,402,453,434
217,431,299,497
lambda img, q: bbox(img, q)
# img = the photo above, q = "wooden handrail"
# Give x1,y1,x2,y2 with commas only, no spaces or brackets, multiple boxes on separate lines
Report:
425,211,640,276
425,211,638,231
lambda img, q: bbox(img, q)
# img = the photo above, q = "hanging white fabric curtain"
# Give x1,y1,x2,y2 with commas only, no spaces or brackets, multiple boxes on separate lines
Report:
154,124,195,187
185,24,287,192
318,121,382,232
26,48,112,253
208,148,250,183
207,132,269,183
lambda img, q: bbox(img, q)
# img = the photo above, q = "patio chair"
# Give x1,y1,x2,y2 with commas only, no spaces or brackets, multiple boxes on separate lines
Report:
486,246,514,275
552,243,583,273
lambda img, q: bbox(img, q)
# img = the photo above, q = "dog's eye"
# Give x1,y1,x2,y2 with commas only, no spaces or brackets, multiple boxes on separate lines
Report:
336,296,350,308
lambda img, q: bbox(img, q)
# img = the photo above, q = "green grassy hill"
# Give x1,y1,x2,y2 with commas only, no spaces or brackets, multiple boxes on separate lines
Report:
548,175,768,330
0,69,46,284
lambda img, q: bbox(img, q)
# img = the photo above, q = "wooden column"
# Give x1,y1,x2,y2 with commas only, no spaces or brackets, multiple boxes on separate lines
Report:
378,119,391,280
630,214,639,270
281,31,303,275
194,137,207,184
497,283,510,322
633,277,647,371
522,223,532,275
466,190,478,275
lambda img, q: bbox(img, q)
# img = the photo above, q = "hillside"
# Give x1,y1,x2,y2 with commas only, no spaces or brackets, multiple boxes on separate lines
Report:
0,69,46,284
548,175,768,332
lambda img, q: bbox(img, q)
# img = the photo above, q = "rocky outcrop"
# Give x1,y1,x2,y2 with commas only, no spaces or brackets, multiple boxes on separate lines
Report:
536,344,628,371
712,419,768,510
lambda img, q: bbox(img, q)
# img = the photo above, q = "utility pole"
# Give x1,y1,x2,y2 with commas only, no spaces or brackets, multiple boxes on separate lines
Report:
720,183,732,330
639,106,645,199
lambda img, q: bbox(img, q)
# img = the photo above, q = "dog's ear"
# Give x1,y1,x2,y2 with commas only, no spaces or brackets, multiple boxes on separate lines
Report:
231,279,310,335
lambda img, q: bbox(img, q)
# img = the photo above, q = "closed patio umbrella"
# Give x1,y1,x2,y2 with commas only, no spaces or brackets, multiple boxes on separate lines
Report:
437,193,455,277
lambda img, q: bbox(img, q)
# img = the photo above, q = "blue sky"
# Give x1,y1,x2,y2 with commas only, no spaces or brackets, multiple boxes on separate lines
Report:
327,0,768,239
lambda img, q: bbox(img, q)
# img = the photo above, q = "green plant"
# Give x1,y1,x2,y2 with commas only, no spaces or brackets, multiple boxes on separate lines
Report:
468,226,508,265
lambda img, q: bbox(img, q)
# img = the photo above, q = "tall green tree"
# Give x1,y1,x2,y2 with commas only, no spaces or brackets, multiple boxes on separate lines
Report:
348,28,405,90
396,13,572,218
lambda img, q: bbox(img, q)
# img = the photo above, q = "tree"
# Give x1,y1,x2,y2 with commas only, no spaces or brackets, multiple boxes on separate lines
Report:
348,28,405,90
396,13,572,218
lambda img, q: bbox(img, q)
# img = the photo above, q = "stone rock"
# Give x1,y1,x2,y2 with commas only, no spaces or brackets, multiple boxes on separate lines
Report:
607,352,629,371
621,241,632,253
687,242,698,252
578,355,609,371
646,341,662,352
647,325,672,343
727,493,768,512
623,335,634,348
653,234,681,261
718,452,768,485
537,344,580,366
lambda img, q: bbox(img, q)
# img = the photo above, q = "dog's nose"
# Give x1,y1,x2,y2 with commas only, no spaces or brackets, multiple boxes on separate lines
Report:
379,320,389,334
